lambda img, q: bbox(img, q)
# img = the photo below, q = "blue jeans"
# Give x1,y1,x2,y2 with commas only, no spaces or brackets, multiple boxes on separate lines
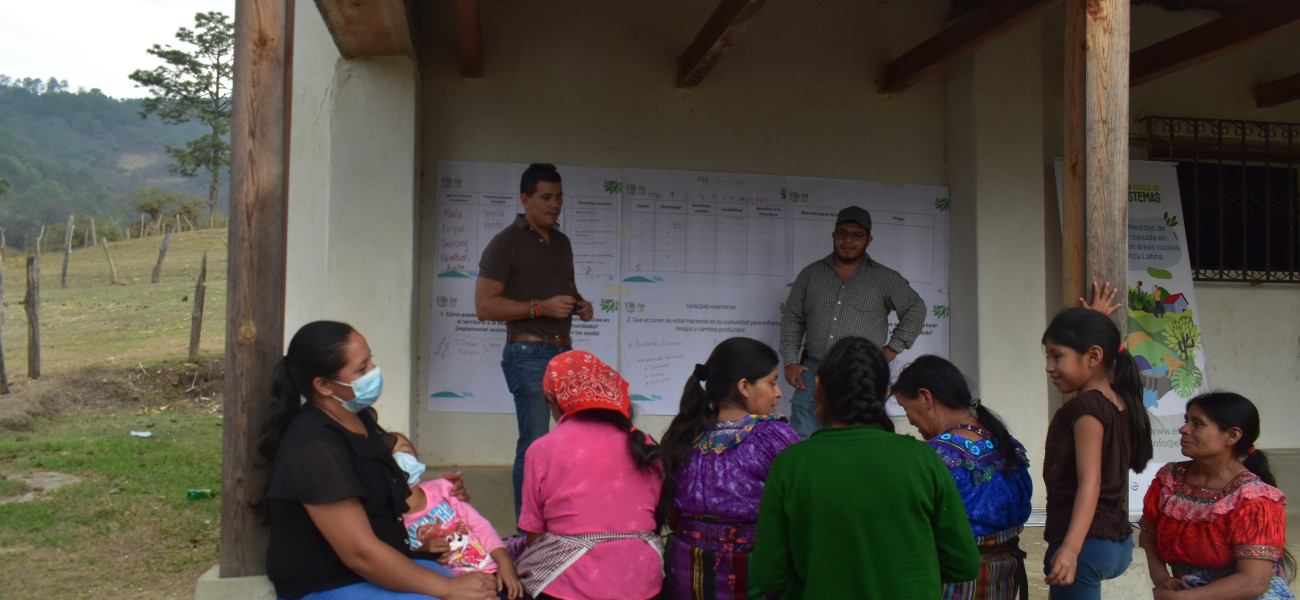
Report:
294,559,451,599
788,358,821,439
1044,536,1134,600
502,341,569,524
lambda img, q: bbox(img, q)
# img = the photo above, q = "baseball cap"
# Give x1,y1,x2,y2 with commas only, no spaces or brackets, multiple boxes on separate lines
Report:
836,206,872,233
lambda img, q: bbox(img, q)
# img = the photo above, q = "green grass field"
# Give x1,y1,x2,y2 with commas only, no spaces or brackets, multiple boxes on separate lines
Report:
0,228,228,598
1,228,228,378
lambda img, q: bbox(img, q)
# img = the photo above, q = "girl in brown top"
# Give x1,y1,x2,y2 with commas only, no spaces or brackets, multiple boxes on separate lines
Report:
1041,307,1153,599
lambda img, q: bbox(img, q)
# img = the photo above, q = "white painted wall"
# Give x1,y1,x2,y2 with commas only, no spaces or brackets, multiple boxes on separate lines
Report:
1127,7,1300,447
1127,6,1300,448
285,5,419,435
945,23,1052,504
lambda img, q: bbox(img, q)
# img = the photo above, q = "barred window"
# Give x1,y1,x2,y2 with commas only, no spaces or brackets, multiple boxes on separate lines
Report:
1143,117,1300,283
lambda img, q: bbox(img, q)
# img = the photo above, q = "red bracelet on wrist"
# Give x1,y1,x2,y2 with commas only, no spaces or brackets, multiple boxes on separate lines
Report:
530,299,540,318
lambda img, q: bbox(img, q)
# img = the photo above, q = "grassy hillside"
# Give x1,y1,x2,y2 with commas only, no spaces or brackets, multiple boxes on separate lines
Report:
0,81,223,245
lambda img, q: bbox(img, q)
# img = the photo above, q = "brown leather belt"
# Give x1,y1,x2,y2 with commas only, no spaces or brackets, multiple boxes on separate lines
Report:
507,333,570,347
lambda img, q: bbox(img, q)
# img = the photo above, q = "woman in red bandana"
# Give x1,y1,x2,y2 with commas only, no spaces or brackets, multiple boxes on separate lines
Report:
514,350,664,600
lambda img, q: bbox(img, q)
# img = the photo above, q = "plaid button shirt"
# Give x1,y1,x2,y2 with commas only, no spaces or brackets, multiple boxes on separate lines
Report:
780,253,926,365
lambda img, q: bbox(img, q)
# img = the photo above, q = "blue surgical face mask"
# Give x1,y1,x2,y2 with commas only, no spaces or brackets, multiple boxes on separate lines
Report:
332,366,383,413
393,451,426,486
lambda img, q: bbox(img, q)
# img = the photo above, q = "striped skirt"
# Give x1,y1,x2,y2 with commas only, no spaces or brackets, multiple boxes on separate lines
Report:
942,526,1028,600
664,518,779,600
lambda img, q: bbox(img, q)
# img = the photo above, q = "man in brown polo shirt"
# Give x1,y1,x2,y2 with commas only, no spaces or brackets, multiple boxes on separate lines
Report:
475,162,594,520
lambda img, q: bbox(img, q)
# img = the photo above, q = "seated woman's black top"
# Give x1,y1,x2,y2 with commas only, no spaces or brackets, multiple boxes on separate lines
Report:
266,404,413,599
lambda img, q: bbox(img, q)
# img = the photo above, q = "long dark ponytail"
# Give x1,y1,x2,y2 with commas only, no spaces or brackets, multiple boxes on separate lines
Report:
260,321,356,468
1185,392,1295,580
816,337,894,431
1042,307,1152,472
658,337,780,528
893,355,1020,470
574,407,661,474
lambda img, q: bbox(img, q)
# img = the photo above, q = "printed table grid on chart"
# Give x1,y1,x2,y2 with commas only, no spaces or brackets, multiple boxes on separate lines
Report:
626,201,787,275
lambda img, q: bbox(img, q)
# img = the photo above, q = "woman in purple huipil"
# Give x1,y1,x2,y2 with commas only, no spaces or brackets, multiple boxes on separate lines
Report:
660,337,801,600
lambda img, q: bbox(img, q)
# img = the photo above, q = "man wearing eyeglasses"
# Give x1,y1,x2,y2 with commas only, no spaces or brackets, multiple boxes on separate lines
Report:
779,205,926,439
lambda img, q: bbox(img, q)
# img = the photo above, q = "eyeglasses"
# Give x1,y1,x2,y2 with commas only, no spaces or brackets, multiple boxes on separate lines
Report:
833,229,868,241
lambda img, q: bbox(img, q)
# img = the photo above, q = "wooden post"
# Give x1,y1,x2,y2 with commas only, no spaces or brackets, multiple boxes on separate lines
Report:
87,217,97,249
139,214,146,238
188,252,208,363
221,0,293,578
101,238,119,285
24,255,40,380
1,227,6,261
0,254,8,395
152,224,175,284
61,214,74,288
1063,0,1129,331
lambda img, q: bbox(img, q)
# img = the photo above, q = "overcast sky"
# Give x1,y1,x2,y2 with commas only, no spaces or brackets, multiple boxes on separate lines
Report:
0,0,235,99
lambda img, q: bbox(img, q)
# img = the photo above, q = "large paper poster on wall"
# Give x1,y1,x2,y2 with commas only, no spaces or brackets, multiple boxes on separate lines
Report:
428,161,951,416
617,169,790,415
426,161,622,413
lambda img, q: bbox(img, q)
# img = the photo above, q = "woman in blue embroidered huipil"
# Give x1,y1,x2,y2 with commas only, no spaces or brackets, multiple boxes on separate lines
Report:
894,355,1033,600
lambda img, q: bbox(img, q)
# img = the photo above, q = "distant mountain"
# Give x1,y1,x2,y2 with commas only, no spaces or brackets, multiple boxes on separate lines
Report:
0,78,225,246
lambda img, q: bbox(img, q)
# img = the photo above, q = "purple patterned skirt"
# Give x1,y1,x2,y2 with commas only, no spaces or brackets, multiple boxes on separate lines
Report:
664,517,780,600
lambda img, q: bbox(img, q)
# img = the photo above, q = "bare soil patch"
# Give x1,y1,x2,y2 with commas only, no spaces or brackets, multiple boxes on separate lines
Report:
0,360,223,431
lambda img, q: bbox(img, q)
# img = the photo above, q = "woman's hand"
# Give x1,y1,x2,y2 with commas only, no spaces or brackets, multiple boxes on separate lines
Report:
415,525,451,555
440,471,470,501
442,572,497,600
1044,545,1079,586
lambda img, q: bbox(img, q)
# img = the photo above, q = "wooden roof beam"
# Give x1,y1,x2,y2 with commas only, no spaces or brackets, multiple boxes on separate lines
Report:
1131,0,1300,87
677,0,769,88
314,0,413,58
879,0,1061,94
1255,72,1300,108
454,0,484,78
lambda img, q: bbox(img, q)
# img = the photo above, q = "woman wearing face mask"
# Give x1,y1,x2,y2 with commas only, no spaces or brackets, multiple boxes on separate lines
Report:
262,321,497,600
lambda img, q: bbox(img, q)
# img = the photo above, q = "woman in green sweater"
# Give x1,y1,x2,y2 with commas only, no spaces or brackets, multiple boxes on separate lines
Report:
752,336,980,598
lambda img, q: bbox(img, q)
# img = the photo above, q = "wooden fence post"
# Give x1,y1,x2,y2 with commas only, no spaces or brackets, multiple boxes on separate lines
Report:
0,253,8,394
188,252,208,363
24,255,40,380
61,214,74,288
102,238,119,285
0,227,6,261
152,224,175,284
87,217,97,249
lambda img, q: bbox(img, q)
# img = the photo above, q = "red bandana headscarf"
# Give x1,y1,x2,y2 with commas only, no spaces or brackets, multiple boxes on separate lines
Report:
543,350,631,418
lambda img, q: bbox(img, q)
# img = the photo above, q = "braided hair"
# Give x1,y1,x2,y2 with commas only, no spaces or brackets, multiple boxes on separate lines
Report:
815,337,894,431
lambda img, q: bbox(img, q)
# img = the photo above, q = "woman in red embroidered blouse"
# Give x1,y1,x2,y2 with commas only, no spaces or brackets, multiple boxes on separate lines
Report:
1138,392,1297,599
